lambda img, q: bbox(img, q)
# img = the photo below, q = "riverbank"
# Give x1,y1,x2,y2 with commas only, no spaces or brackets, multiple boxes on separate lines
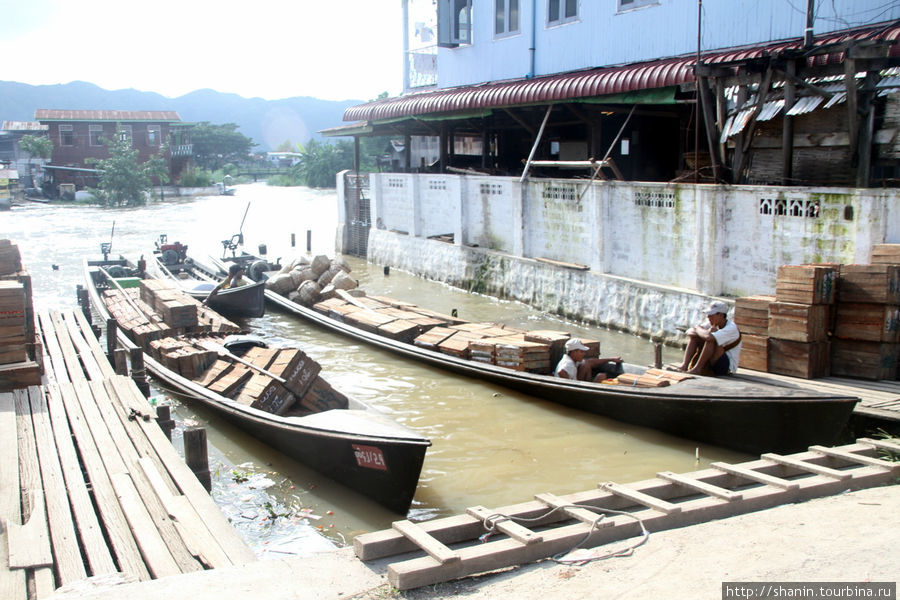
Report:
53,484,899,599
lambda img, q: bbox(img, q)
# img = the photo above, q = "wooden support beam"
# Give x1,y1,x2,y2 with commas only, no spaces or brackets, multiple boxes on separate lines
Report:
761,453,852,480
782,61,796,184
809,446,900,470
466,505,543,545
392,520,461,564
656,471,743,502
710,461,799,491
502,108,536,136
599,481,682,514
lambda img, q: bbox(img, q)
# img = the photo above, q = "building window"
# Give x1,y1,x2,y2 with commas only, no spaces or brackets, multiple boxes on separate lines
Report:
438,0,472,47
548,0,577,25
495,0,519,36
119,124,133,146
89,125,104,146
59,125,74,146
618,0,657,11
147,125,160,146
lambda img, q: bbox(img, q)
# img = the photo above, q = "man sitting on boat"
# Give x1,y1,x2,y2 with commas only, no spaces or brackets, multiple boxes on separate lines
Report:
203,263,248,305
554,338,623,382
677,300,742,376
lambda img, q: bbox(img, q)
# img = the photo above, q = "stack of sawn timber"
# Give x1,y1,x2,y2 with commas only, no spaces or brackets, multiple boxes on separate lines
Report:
735,264,835,379
830,245,900,380
0,239,42,391
311,294,602,375
733,245,900,380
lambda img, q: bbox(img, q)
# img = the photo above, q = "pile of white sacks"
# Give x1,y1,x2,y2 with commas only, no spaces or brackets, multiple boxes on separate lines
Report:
264,254,359,306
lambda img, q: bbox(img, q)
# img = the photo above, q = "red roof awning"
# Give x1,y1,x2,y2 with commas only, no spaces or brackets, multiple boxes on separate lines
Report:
35,109,182,122
344,22,900,123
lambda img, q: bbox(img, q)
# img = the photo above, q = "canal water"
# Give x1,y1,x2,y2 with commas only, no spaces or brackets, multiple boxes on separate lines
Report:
3,183,751,557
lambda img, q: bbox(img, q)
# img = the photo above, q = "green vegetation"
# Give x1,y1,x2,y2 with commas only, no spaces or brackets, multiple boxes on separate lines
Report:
19,134,53,161
191,122,255,171
267,136,391,189
86,125,168,207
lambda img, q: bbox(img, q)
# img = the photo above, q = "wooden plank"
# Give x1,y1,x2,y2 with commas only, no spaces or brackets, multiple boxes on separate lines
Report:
858,437,900,454
45,384,118,577
53,310,104,381
37,311,67,385
26,387,89,585
710,462,800,491
809,445,900,470
82,379,200,576
10,390,54,569
0,392,27,600
68,309,117,379
656,471,743,502
392,520,461,565
137,458,233,569
599,481,681,514
109,376,256,565
533,492,613,528
47,310,88,383
58,381,150,581
465,505,543,545
761,453,852,480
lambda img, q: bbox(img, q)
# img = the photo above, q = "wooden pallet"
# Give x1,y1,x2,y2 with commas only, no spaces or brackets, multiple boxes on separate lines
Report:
354,439,900,590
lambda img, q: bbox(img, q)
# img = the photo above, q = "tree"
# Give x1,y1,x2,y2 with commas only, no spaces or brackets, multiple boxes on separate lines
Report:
19,134,53,187
276,140,294,152
291,139,354,188
87,125,168,207
190,122,256,171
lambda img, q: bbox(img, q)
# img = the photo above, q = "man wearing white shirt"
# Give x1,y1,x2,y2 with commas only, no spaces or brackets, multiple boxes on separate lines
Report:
678,300,742,376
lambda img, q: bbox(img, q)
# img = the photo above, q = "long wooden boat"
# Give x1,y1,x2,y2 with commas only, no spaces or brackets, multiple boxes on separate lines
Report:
149,236,267,319
84,256,430,513
213,256,860,455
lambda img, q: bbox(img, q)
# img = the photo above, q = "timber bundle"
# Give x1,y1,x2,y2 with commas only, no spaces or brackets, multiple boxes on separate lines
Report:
735,243,900,381
102,278,347,416
0,240,41,391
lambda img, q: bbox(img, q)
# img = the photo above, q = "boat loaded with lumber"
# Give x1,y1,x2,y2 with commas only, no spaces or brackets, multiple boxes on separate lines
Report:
148,235,268,319
83,254,430,513
213,252,860,455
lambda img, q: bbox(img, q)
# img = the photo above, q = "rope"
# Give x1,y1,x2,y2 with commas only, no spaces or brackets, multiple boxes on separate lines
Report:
476,503,650,566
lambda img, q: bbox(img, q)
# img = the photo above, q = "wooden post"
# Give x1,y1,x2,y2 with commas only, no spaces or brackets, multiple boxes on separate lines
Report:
184,428,212,492
291,233,296,247
77,286,92,324
782,60,796,184
129,347,151,398
106,318,117,362
156,405,176,442
654,343,663,369
113,349,128,375
306,230,312,253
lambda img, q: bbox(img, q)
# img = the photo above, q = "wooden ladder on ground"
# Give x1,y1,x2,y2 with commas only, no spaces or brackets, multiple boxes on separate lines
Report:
355,439,900,590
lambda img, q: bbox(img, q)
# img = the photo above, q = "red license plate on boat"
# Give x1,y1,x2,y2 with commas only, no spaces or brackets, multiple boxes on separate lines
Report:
353,444,388,471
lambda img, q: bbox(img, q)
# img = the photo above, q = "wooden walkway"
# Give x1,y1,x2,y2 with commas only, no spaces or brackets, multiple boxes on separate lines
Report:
1,309,256,600
735,368,900,422
356,438,900,590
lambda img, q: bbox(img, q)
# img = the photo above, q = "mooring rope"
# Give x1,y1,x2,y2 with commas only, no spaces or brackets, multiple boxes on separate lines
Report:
477,503,650,566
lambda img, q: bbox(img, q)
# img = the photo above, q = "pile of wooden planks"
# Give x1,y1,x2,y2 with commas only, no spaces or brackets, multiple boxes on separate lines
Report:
0,240,42,391
140,279,198,328
733,250,900,381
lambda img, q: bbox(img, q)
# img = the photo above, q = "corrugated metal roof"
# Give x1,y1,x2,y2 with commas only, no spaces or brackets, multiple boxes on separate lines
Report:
345,22,900,123
34,109,181,122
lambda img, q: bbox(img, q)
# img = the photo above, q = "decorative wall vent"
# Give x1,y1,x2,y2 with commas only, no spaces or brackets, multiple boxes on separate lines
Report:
387,177,406,189
633,191,675,208
759,197,820,218
428,179,448,191
542,185,577,201
480,183,504,196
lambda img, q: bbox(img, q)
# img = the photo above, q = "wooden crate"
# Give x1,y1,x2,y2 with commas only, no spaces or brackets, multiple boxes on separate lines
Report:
871,243,900,265
768,302,830,343
524,330,571,369
837,264,900,305
298,376,350,412
767,339,830,379
830,339,898,380
270,348,321,400
739,334,769,372
413,326,457,350
344,309,397,334
0,240,22,275
833,303,900,343
775,265,837,305
377,318,421,343
734,295,775,336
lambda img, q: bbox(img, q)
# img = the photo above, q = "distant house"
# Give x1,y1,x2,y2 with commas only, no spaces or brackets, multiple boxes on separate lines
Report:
0,121,48,188
34,109,193,194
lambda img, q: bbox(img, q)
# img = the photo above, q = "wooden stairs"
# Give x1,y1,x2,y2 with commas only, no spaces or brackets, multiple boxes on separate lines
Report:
355,438,900,590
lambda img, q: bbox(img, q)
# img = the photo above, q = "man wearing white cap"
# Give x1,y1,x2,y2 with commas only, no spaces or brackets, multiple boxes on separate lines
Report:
554,338,623,381
677,300,742,376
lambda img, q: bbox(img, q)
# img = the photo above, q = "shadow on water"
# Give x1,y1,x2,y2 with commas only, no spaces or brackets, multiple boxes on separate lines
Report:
6,183,753,554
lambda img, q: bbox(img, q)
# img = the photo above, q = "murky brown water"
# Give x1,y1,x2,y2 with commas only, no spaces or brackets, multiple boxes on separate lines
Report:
3,184,751,557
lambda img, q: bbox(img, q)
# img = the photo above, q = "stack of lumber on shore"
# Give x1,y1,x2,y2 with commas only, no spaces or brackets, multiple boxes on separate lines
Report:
311,294,604,375
732,247,900,381
0,240,42,391
829,245,900,380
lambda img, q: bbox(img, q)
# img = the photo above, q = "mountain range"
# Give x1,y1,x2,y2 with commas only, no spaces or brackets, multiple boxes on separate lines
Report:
0,81,364,152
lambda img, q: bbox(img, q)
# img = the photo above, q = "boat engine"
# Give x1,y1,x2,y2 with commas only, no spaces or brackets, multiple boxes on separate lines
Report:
156,234,188,265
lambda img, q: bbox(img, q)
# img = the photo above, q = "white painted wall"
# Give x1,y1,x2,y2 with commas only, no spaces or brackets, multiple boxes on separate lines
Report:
436,1,900,89
364,173,900,300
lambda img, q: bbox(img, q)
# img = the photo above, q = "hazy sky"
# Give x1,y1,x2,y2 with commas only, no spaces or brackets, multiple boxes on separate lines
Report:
0,0,405,102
